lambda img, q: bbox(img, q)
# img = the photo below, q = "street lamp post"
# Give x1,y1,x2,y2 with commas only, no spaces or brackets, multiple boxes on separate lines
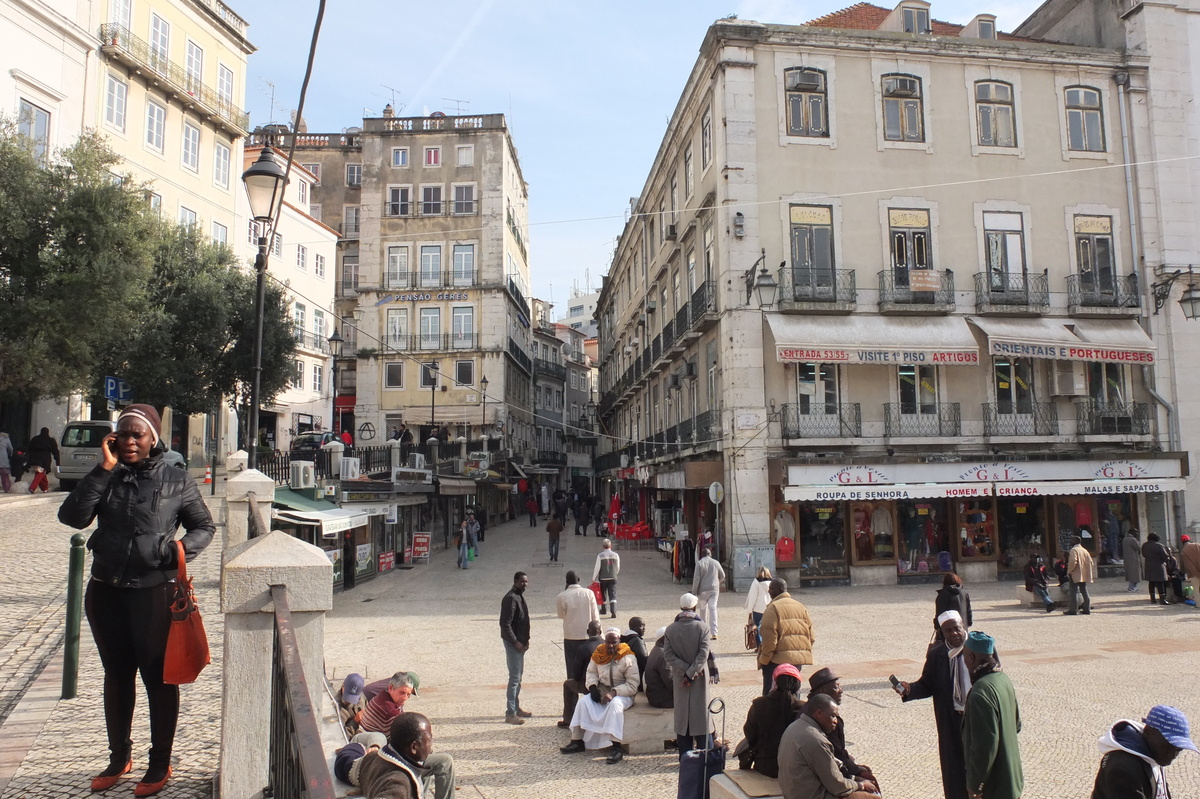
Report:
480,375,489,439
328,328,344,435
240,147,288,469
428,361,440,434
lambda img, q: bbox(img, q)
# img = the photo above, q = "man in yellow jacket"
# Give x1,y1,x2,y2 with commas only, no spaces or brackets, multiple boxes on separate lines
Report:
1064,535,1095,616
756,578,815,695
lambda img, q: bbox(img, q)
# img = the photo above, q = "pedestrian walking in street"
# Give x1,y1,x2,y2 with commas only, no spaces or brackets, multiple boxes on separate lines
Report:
546,515,563,562
499,572,532,725
1064,535,1095,615
525,494,539,527
962,631,1023,799
897,611,972,799
662,593,713,756
455,517,478,570
58,404,215,797
573,500,590,536
1092,704,1197,799
592,498,606,536
1142,533,1171,605
934,572,973,638
744,566,772,649
1123,529,1142,592
0,431,13,492
593,538,620,619
692,547,726,640
757,578,815,695
1180,534,1200,604
26,426,59,493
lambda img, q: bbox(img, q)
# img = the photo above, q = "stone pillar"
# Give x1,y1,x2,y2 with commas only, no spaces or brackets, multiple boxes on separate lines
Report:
224,470,276,549
218,531,333,799
389,438,403,470
225,449,249,474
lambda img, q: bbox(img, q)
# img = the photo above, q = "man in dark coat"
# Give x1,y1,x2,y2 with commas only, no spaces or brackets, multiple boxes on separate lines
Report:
898,611,971,799
619,617,649,690
808,667,877,787
1092,704,1197,799
662,593,712,754
499,572,532,725
26,427,60,493
644,632,674,708
1142,533,1171,605
1122,529,1142,591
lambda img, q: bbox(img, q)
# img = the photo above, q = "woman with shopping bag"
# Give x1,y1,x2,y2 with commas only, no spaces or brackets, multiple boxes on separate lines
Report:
58,404,215,796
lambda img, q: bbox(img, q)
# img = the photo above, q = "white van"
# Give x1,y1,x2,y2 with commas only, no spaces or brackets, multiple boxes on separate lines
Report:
58,420,187,489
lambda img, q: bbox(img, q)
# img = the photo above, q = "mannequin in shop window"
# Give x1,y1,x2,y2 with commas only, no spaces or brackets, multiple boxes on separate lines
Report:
853,504,873,561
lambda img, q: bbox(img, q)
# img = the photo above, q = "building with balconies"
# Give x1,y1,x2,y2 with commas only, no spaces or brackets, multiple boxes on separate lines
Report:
234,146,338,450
275,110,534,466
596,2,1186,588
529,299,567,488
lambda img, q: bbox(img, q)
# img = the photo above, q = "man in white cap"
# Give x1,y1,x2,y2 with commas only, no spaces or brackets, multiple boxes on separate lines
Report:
1092,704,1197,798
663,593,713,755
559,627,640,764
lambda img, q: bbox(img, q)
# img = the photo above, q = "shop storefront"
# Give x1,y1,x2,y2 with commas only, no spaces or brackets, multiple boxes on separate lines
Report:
778,457,1185,586
656,461,723,549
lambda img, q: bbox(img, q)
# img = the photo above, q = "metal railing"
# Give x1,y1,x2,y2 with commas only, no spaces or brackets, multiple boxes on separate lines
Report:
884,403,961,437
292,330,330,354
337,279,358,298
536,450,567,466
267,586,335,799
690,280,717,322
1074,399,1150,435
780,268,858,304
781,403,862,438
355,445,392,474
377,333,480,352
534,358,567,381
98,25,249,133
340,221,359,239
1066,274,1140,310
594,450,622,472
973,272,1050,310
507,337,532,374
877,269,955,307
694,409,720,445
382,270,477,290
982,402,1059,436
261,449,334,484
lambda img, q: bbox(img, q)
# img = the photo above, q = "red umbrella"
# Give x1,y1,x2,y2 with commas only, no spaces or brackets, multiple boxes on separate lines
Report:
609,493,622,523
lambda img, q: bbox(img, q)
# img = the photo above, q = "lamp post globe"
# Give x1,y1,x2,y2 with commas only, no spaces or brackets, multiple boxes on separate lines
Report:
754,268,779,308
242,147,288,223
1180,285,1200,321
480,375,489,438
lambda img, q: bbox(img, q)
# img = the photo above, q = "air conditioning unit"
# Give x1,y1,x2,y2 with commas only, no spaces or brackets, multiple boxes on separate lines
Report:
665,224,678,240
454,458,467,474
789,71,823,90
392,466,432,484
887,78,920,97
340,457,361,480
684,360,698,379
670,374,682,390
1052,361,1087,396
406,453,427,469
646,300,657,313
290,461,316,489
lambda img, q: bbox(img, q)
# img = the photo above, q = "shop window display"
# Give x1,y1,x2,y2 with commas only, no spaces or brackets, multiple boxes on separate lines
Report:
996,498,1045,571
795,501,848,576
1052,496,1098,558
1096,496,1132,564
850,501,896,563
957,499,996,559
896,499,952,574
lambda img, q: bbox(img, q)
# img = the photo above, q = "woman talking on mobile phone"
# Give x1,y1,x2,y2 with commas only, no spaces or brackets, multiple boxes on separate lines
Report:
58,404,214,796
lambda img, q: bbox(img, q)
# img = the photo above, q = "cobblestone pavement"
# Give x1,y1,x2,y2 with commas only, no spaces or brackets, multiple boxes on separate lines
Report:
1,489,1199,798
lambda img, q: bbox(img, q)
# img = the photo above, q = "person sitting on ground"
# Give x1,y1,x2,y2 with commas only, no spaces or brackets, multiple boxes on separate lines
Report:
1023,555,1057,613
738,663,805,778
333,731,386,787
778,693,880,799
808,667,878,788
560,627,640,764
620,617,649,689
337,673,367,737
358,672,455,799
560,620,604,728
1092,704,1197,799
644,628,674,708
355,713,434,799
360,672,417,734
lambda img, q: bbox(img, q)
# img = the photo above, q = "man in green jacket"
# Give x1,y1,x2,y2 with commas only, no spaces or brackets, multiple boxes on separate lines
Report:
961,631,1023,799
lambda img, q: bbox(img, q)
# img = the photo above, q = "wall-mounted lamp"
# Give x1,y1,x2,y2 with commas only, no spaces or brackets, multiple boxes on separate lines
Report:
733,211,745,238
1152,266,1200,319
742,248,780,308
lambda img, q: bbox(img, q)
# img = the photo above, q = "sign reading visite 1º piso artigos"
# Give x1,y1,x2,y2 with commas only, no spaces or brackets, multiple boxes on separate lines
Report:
776,346,978,365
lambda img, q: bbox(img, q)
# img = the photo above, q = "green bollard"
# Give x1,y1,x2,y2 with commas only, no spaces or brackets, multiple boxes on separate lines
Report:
62,532,86,700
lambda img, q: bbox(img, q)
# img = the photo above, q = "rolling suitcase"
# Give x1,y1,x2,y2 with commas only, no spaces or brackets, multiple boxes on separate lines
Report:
677,698,727,799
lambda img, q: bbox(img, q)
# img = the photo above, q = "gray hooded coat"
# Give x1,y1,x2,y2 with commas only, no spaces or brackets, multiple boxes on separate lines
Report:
662,610,712,737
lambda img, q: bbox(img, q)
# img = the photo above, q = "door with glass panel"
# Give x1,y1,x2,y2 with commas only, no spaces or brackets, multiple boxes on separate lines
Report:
984,212,1026,296
994,357,1034,433
1074,216,1116,303
888,209,931,295
796,364,848,436
789,206,835,301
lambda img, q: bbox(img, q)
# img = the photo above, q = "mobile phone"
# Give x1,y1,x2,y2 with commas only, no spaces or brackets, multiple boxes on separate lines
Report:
106,438,118,454
889,674,903,693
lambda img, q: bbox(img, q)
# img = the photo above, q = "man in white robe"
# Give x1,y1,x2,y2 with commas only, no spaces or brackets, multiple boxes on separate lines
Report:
559,628,640,764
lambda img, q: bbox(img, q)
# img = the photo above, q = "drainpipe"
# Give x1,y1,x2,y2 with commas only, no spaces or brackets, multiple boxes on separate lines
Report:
1115,70,1183,539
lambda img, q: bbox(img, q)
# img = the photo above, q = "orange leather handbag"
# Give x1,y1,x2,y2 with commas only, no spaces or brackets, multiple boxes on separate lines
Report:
163,541,210,685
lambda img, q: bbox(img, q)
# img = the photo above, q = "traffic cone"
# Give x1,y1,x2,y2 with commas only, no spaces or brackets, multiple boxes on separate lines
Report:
203,465,212,484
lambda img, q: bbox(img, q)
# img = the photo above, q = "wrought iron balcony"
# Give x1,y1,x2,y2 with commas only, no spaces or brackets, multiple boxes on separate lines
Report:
1066,274,1140,314
779,268,857,310
535,450,567,466
381,270,478,290
98,24,249,135
379,333,480,352
781,403,862,438
982,402,1059,436
534,358,567,381
973,272,1050,313
507,337,532,374
694,409,720,446
877,269,955,313
689,281,718,328
1074,399,1150,435
292,330,330,354
884,403,961,437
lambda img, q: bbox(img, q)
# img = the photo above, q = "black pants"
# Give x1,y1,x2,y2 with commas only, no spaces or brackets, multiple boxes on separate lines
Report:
599,580,617,614
528,512,537,527
85,579,179,770
1149,581,1169,602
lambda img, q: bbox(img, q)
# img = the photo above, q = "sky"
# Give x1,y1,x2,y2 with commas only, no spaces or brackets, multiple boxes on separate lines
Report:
233,0,1045,314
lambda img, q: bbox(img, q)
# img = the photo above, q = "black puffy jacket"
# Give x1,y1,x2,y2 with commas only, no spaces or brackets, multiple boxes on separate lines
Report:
58,455,215,588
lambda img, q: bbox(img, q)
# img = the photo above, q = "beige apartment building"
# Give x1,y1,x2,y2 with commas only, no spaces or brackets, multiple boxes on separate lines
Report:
596,2,1185,588
277,111,535,460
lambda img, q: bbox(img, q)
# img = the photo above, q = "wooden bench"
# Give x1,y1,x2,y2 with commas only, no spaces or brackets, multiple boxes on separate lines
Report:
709,770,783,799
619,702,675,754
